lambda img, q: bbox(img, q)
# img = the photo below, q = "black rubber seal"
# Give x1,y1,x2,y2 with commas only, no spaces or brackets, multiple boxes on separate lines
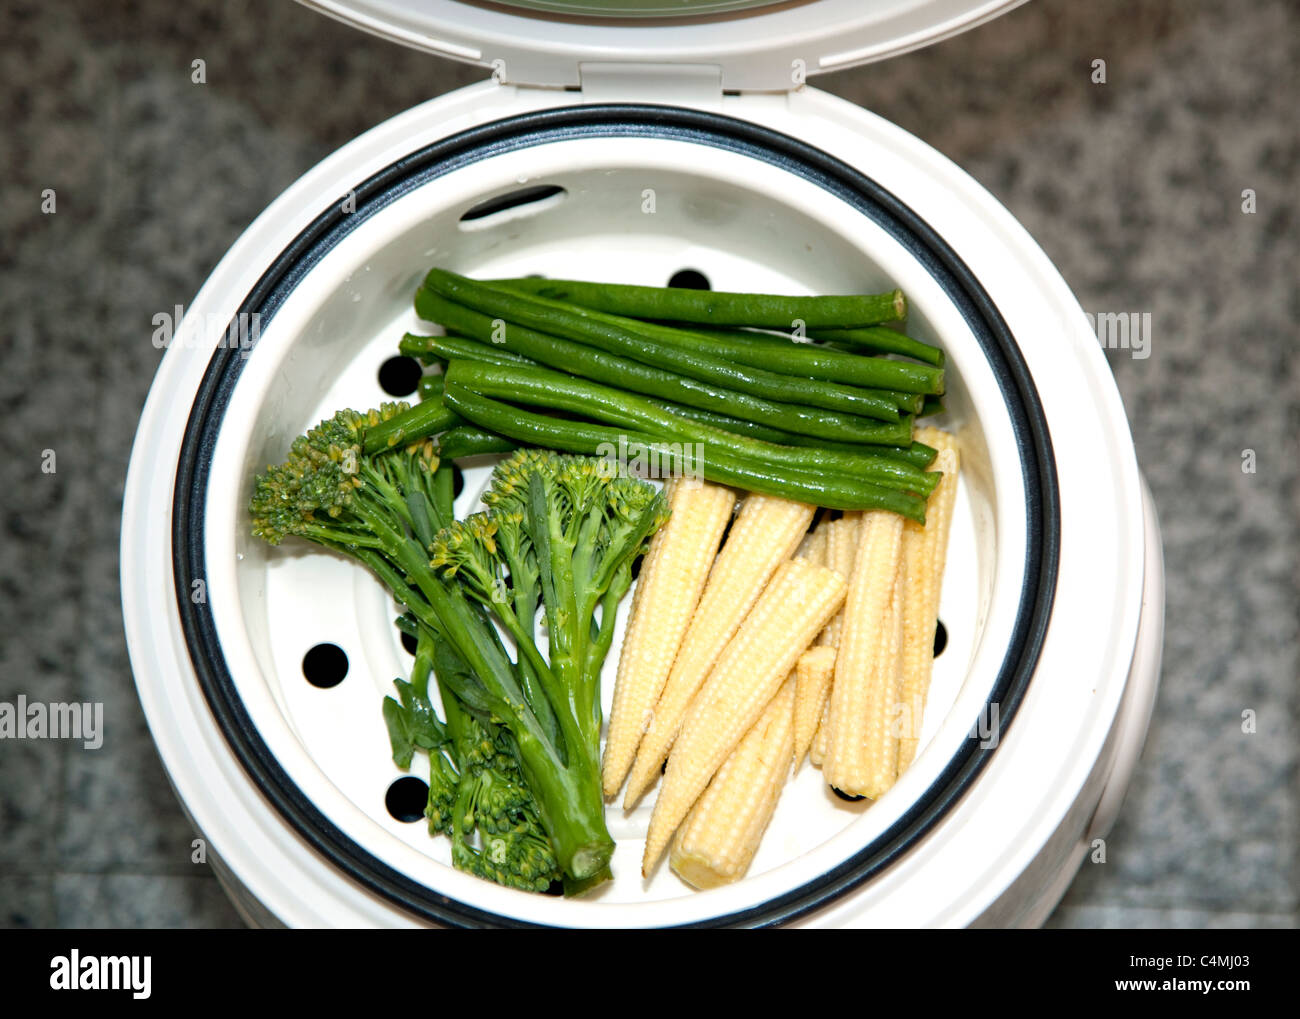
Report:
170,103,1060,929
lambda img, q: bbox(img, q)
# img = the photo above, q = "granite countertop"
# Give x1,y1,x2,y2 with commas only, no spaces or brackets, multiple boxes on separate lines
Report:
1,0,1295,928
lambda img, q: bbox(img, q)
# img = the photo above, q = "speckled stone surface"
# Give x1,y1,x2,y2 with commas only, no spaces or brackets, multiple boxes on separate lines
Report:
1,0,1295,928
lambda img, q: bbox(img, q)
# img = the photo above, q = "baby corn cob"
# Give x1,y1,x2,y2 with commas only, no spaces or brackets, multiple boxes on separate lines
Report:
817,512,862,647
794,519,828,566
896,441,960,772
809,701,829,766
623,493,816,808
642,557,846,875
792,645,837,767
670,673,798,889
602,479,737,797
806,513,865,767
823,509,905,799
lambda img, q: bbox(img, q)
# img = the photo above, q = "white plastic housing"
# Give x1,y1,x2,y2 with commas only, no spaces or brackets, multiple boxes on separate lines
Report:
122,80,1156,928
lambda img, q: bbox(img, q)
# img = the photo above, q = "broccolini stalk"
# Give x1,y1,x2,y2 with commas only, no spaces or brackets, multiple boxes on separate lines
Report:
429,450,670,885
249,404,667,888
385,621,561,892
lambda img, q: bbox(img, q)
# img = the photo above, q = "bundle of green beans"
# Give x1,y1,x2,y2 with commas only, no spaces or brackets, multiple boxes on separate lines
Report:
404,268,948,519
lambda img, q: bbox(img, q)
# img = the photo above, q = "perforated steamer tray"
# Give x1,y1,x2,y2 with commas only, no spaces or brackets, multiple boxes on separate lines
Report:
124,92,1156,928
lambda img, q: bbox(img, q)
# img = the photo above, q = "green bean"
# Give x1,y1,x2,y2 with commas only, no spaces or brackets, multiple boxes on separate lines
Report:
361,398,461,455
669,322,944,369
808,326,946,367
437,426,517,460
662,326,929,410
481,290,944,396
407,327,926,440
410,294,911,444
419,270,922,416
795,437,937,469
662,402,938,468
405,332,532,369
485,275,907,329
441,383,927,519
893,391,926,414
405,332,933,470
917,396,946,418
417,373,444,403
443,360,936,497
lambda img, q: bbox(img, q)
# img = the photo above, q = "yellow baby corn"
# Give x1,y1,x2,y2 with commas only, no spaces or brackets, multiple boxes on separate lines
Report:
896,442,960,772
670,673,798,889
642,557,846,875
792,645,837,768
794,519,828,566
602,479,736,797
817,512,862,647
809,701,829,766
823,509,905,799
623,493,816,808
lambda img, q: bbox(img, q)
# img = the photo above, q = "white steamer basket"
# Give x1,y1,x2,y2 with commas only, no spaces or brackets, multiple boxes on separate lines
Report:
121,5,1163,928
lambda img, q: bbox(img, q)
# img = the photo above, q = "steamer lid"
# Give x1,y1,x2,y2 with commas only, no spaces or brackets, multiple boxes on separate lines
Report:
297,0,1026,91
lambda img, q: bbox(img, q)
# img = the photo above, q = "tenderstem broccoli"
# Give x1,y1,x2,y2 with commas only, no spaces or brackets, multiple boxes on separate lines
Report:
426,449,669,887
385,620,560,892
248,403,669,891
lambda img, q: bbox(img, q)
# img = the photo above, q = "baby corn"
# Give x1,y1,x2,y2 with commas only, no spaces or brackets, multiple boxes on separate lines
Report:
602,479,736,797
794,518,828,566
642,557,846,875
670,673,797,889
896,441,960,772
817,512,861,647
623,493,815,808
823,509,905,799
802,514,861,762
809,701,829,767
792,645,837,768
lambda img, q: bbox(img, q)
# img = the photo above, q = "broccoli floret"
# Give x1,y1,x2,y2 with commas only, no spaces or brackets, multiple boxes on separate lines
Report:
250,405,668,892
445,716,559,893
429,450,668,886
438,449,669,742
385,621,560,893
